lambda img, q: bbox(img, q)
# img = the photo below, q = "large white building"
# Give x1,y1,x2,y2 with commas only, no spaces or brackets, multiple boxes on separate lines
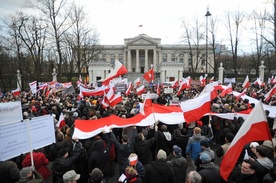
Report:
88,34,214,83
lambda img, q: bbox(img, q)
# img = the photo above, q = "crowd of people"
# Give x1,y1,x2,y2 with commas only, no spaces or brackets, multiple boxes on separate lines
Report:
0,81,276,183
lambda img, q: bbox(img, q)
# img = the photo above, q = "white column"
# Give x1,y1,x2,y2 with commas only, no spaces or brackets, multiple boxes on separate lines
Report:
123,50,127,67
153,49,157,68
259,61,265,82
145,49,148,71
161,70,166,82
16,70,22,89
158,50,162,64
136,49,140,72
127,49,132,72
52,68,57,82
89,70,93,84
218,62,224,83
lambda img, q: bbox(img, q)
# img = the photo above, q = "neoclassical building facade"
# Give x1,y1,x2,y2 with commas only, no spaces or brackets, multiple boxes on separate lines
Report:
88,34,214,83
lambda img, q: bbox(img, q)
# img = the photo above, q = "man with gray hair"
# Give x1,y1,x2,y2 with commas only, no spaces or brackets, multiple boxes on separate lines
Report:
186,171,202,183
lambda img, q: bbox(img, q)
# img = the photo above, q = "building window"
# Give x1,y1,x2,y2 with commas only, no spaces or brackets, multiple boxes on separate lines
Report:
171,54,175,62
179,56,184,62
102,54,106,62
110,54,115,62
163,53,167,62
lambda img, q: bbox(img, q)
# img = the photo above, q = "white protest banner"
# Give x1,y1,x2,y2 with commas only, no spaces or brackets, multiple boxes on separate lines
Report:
0,101,23,125
0,115,55,161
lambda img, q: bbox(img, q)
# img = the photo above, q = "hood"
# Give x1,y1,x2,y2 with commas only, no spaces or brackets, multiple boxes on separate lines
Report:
192,133,202,141
170,156,187,167
257,157,273,169
93,139,104,151
163,132,172,141
199,162,217,169
150,160,171,174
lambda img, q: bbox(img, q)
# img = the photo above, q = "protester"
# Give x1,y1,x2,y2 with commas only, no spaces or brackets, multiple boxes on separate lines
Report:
63,170,80,183
87,168,104,183
0,160,20,183
186,171,202,183
234,159,259,183
18,166,43,183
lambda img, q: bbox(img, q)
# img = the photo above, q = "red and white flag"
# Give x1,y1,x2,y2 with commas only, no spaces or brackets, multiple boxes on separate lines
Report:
110,92,123,107
200,81,221,100
177,79,190,96
181,93,211,123
242,75,250,88
209,76,214,83
264,85,276,102
29,81,37,94
76,75,83,86
220,101,271,181
220,83,233,97
56,112,66,129
136,85,145,95
157,83,161,95
143,68,154,83
139,92,152,116
134,77,141,87
200,75,207,86
12,88,21,96
102,60,128,86
235,89,247,101
271,76,276,85
171,80,179,88
125,82,132,96
254,77,265,86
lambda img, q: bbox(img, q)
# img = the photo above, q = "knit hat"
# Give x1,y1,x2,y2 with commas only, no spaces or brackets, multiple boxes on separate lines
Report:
199,153,211,163
128,154,138,166
173,145,182,155
225,133,234,142
63,170,80,183
157,149,167,160
250,142,259,148
89,168,103,183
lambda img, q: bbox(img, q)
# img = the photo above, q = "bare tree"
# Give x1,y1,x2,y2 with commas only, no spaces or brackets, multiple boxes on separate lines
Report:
181,16,205,74
27,0,74,80
225,10,245,79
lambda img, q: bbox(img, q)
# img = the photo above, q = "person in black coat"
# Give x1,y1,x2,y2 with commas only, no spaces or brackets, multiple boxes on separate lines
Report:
0,160,20,183
88,133,114,183
134,125,158,166
234,159,259,183
198,153,221,183
51,138,83,183
144,149,176,183
110,126,137,175
157,125,172,156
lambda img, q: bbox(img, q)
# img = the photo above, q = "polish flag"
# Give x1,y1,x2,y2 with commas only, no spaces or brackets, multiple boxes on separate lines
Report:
171,80,179,88
80,85,107,97
110,92,123,107
102,60,128,86
220,83,233,97
177,79,189,96
139,92,152,115
220,101,271,181
12,88,21,96
125,82,132,96
199,81,220,100
242,75,250,88
200,75,207,86
235,89,247,101
209,76,214,83
254,77,265,86
157,83,161,95
181,93,211,123
271,76,276,85
136,85,145,95
62,82,73,88
76,75,83,86
143,68,154,83
264,85,276,102
56,112,66,129
134,77,141,87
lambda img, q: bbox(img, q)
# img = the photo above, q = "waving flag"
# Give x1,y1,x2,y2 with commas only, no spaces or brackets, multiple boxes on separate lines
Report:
143,68,154,83
136,85,145,95
110,92,123,107
209,76,214,83
264,85,276,102
56,112,66,129
157,83,161,95
12,88,21,97
220,101,271,181
254,77,265,86
134,77,141,87
76,75,83,86
181,93,211,123
242,75,250,88
235,89,247,101
125,82,132,96
200,75,207,86
102,60,128,86
220,83,233,97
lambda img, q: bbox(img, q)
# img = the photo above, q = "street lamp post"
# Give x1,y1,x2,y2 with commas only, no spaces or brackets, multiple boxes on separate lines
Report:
205,7,211,74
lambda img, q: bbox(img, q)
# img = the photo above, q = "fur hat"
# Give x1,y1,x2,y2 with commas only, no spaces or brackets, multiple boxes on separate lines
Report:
157,149,167,160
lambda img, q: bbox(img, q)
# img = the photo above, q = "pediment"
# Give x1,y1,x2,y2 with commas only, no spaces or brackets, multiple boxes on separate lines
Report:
126,34,158,46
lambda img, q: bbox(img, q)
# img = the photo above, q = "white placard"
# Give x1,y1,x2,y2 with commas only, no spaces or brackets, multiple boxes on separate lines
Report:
164,88,173,94
0,115,55,161
0,101,23,125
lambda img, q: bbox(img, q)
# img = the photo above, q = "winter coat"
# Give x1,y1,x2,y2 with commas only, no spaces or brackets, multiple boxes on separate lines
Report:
47,139,71,161
167,155,187,183
134,135,156,165
235,173,259,183
144,159,177,183
185,134,209,161
0,161,20,183
88,135,113,177
157,131,172,156
110,131,136,175
16,170,43,183
51,142,82,183
255,157,273,183
22,152,51,180
198,162,221,183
